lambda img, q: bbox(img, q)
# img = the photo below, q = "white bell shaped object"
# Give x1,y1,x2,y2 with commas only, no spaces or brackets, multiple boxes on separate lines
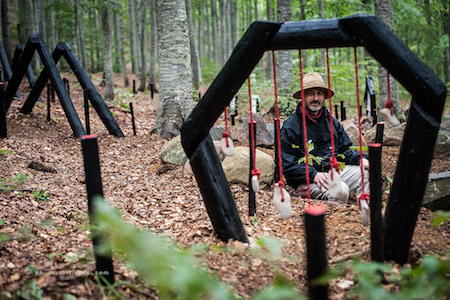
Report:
221,136,235,156
360,199,370,226
251,175,260,193
379,108,400,128
273,183,291,219
328,168,350,203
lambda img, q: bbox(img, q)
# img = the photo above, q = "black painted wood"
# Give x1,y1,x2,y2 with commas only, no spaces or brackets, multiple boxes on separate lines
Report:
81,135,115,284
369,144,384,262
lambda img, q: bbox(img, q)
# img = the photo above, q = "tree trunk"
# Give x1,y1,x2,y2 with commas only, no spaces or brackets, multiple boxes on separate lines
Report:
114,3,129,87
1,0,12,64
75,2,87,69
230,0,237,49
317,0,326,70
445,3,450,83
186,0,201,90
138,0,148,92
37,0,45,41
374,0,400,116
100,0,114,101
129,0,140,74
210,0,219,63
276,0,292,97
149,0,157,88
155,0,193,139
265,0,273,80
219,0,227,66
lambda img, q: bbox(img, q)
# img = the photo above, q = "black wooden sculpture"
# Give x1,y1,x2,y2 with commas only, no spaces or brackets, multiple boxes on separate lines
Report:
180,14,447,265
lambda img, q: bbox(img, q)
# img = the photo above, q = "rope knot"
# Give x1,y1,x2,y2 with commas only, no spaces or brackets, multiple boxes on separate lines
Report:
251,168,261,179
358,192,370,209
385,99,394,115
222,131,229,138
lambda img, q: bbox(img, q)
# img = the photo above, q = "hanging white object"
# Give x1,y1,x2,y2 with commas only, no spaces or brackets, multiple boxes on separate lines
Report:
251,175,260,193
273,183,291,219
251,95,260,114
221,136,235,156
230,96,237,111
360,199,370,226
328,168,350,203
379,108,400,128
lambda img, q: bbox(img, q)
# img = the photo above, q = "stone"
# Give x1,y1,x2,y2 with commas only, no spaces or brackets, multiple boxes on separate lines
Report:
209,126,226,141
434,118,450,154
222,146,275,189
364,122,406,146
422,171,450,211
159,135,187,166
341,120,368,148
229,113,273,147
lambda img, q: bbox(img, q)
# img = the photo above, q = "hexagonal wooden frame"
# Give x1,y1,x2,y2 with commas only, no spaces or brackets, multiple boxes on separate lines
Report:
181,14,447,264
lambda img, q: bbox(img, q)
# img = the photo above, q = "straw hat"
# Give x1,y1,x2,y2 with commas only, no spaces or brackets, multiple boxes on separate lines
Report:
293,72,334,99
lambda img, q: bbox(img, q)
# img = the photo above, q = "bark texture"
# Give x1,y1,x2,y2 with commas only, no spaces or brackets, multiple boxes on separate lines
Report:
276,0,292,97
155,0,193,139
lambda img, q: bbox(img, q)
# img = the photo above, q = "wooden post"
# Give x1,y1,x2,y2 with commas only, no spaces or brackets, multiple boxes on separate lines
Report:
369,143,383,262
0,83,6,138
273,118,280,183
84,89,90,135
133,80,136,94
80,135,115,284
334,104,339,121
305,205,328,300
249,122,257,216
149,82,154,99
340,101,345,121
375,122,384,144
47,83,51,122
130,102,136,136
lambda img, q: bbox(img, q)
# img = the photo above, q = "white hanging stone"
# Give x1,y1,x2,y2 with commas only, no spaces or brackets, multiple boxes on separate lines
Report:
221,136,235,156
360,199,370,226
273,184,291,219
328,168,349,203
379,108,400,128
251,175,260,193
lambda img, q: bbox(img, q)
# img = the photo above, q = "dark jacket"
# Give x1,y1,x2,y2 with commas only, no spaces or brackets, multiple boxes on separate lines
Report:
280,104,364,189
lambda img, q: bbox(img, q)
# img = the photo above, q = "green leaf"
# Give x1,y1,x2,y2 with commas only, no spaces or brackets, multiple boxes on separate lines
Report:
432,210,450,227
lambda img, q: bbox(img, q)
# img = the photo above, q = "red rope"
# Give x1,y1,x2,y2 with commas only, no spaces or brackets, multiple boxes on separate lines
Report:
326,48,339,177
385,70,394,115
223,106,229,147
272,51,285,201
298,50,311,204
247,76,258,176
353,47,369,205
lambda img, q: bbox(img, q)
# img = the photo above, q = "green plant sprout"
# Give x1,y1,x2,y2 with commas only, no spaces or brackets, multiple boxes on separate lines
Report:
32,189,51,201
431,210,450,227
0,174,29,192
297,140,345,171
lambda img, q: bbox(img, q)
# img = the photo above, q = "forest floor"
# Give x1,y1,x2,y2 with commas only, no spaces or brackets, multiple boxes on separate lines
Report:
0,73,449,299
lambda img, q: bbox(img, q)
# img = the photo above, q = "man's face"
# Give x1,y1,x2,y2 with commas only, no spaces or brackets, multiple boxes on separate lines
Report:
304,88,325,114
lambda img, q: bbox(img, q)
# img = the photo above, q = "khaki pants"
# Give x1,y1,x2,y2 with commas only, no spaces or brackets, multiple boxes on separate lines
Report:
297,165,370,201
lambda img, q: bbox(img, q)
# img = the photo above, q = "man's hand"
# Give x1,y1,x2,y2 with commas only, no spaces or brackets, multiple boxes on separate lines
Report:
362,158,370,171
313,172,329,189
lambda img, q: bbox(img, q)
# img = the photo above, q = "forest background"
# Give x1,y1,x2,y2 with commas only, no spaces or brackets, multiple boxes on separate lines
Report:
0,0,449,137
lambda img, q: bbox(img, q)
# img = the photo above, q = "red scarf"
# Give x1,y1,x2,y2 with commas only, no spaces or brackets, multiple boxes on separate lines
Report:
305,107,324,123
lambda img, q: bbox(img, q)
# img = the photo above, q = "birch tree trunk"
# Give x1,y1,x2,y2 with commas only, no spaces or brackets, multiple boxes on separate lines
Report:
114,3,129,87
138,0,148,92
100,0,114,101
277,0,292,97
186,0,201,90
1,0,12,64
129,0,140,74
155,0,193,139
265,0,273,80
374,0,400,116
219,0,227,66
37,0,45,41
149,0,157,88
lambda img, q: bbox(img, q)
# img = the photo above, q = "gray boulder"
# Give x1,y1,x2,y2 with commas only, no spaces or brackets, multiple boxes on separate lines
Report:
229,113,273,147
159,135,187,166
222,146,275,189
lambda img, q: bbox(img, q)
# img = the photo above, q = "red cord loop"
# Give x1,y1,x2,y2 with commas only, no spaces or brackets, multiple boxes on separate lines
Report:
358,192,370,209
251,168,261,179
222,131,230,147
277,180,285,202
385,99,394,115
329,156,340,175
